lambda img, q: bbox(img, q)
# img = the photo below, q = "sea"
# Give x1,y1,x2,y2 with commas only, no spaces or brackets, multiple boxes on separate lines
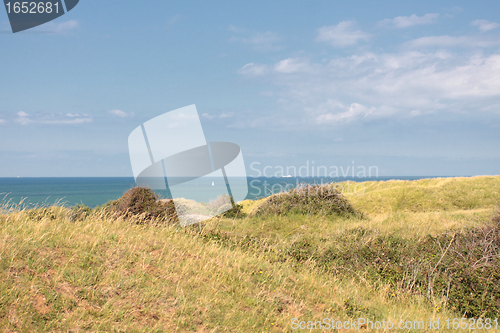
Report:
0,176,450,209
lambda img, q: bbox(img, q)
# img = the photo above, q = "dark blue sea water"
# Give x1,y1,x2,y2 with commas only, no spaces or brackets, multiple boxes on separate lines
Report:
0,176,449,209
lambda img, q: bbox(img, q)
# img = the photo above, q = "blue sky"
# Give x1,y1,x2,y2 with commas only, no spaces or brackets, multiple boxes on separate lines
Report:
0,0,499,177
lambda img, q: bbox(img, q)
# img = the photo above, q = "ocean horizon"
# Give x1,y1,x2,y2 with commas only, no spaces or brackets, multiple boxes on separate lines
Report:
0,175,474,209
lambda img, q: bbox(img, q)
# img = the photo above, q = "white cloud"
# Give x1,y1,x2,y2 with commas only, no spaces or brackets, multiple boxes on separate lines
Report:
316,21,370,47
405,35,500,48
315,102,376,124
28,20,79,33
16,111,30,125
327,52,500,99
228,25,247,33
43,118,92,125
108,109,133,117
15,111,92,125
238,50,500,127
201,113,215,120
219,112,234,119
380,13,439,28
238,63,268,76
54,20,79,33
201,112,234,120
0,119,6,125
236,20,500,129
66,113,83,117
19,19,79,34
471,19,500,32
230,29,281,52
274,58,311,74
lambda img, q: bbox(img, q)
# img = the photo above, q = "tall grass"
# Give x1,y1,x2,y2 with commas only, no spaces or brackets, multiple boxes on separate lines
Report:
1,206,464,332
1,176,499,331
344,176,500,215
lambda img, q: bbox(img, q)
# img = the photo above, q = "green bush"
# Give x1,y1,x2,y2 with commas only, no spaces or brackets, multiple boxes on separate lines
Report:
221,196,246,218
311,226,500,318
199,206,500,318
67,204,93,222
255,184,360,217
107,187,178,224
26,207,60,221
435,222,500,318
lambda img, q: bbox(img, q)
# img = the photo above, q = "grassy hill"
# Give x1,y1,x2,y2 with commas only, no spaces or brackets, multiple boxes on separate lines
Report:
346,176,500,214
1,176,499,332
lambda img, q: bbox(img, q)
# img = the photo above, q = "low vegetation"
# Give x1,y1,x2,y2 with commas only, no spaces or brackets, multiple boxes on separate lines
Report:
493,206,500,225
344,176,500,215
1,176,499,331
105,187,178,224
254,183,361,218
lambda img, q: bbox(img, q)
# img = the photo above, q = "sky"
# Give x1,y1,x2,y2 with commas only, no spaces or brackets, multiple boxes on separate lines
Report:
0,0,499,177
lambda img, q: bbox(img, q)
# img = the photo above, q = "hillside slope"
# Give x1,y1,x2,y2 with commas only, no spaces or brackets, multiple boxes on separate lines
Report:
1,176,499,332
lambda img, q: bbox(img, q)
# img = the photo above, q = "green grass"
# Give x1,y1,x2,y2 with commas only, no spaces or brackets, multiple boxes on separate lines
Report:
1,176,499,332
345,176,500,214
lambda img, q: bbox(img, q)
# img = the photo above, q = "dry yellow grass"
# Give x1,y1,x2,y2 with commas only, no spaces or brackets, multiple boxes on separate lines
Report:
0,208,476,332
1,176,499,332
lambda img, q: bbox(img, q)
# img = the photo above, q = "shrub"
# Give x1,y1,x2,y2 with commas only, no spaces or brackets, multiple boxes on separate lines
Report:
254,183,360,217
492,206,500,225
107,187,178,224
26,207,60,221
221,203,246,218
221,196,246,218
421,223,500,318
311,225,500,318
67,204,93,222
207,194,234,216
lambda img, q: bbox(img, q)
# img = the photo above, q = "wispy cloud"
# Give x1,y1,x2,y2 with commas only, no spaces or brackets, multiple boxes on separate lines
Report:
274,58,312,74
25,20,80,34
49,118,92,124
230,28,282,52
219,111,234,119
237,62,269,76
228,25,247,33
315,102,376,124
167,15,181,27
471,19,500,32
405,35,500,48
15,111,92,125
316,21,370,47
16,111,30,125
380,13,439,28
108,109,133,118
0,119,6,125
238,48,500,126
202,111,234,120
201,113,214,120
54,20,79,33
